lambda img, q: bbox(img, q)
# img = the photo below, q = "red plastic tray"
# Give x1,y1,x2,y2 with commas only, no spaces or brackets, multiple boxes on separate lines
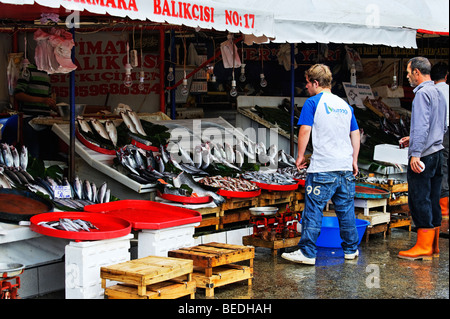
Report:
29,212,131,241
84,200,202,230
131,138,159,152
76,129,116,155
217,188,261,198
157,190,212,205
252,181,301,191
294,179,306,186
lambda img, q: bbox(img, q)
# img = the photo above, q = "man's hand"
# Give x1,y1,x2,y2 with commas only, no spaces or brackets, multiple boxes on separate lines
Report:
410,156,424,174
399,136,410,148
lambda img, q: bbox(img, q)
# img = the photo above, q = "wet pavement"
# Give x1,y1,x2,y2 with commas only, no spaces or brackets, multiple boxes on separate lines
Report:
33,223,448,300
197,226,449,299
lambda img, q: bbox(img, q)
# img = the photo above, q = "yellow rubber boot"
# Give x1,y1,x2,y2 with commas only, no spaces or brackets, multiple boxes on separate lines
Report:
398,228,434,261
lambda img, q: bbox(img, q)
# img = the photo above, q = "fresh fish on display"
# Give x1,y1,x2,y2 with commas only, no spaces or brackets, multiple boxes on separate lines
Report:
241,171,298,185
277,167,306,180
97,182,107,204
10,146,20,169
1,143,14,167
201,148,211,170
38,218,99,232
91,182,98,203
177,143,195,166
19,145,28,170
91,118,110,141
177,172,225,205
224,143,235,163
193,145,203,168
0,168,12,188
120,111,138,134
127,110,147,136
235,150,244,168
73,176,83,200
199,175,258,192
104,120,118,147
77,117,93,135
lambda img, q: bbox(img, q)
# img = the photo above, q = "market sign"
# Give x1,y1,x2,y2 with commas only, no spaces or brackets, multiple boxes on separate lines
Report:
0,0,274,37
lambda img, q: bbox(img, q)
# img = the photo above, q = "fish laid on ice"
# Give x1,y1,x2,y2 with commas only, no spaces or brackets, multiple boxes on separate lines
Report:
177,172,225,205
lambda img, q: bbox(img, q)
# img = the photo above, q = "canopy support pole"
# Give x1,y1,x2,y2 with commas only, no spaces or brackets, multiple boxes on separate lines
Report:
69,27,76,182
159,27,165,113
289,43,295,157
170,30,176,120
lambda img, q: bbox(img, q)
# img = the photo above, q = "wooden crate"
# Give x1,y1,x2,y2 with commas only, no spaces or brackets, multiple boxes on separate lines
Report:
101,256,194,298
105,277,196,299
168,242,254,298
243,235,301,256
219,196,259,229
388,214,412,232
221,196,259,211
363,223,389,242
194,206,221,230
258,190,296,207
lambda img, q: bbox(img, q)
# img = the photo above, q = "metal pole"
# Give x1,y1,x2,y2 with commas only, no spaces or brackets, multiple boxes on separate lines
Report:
69,27,76,181
170,30,176,120
290,43,295,157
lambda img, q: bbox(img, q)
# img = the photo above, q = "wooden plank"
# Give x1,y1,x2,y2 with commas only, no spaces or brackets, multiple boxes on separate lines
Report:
100,256,193,296
105,280,196,299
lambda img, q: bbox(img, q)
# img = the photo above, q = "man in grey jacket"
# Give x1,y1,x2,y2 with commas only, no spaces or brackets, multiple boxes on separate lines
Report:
398,57,447,261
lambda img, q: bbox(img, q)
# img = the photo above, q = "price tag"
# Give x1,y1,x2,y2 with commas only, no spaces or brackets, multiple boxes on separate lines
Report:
54,185,72,199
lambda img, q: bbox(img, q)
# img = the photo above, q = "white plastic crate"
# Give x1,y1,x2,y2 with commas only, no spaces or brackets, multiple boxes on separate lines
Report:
373,144,409,165
65,234,132,299
137,222,199,258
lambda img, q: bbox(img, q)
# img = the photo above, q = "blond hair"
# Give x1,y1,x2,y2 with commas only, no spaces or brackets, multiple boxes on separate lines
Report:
305,64,332,88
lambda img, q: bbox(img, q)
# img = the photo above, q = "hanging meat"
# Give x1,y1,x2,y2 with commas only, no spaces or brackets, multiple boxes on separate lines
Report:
34,28,77,74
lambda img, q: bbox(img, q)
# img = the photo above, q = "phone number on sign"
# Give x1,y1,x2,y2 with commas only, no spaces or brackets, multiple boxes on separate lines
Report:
52,83,159,97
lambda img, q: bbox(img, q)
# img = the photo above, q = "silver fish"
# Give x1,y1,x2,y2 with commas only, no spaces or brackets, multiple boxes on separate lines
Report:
177,172,225,205
1,144,13,167
83,180,92,201
19,145,28,171
0,169,12,188
127,110,147,136
177,143,194,166
73,176,83,199
91,119,110,141
224,143,235,163
201,148,211,170
120,111,138,134
104,120,118,147
97,182,107,204
193,145,203,168
104,189,110,203
77,117,93,134
91,182,98,203
235,150,244,167
156,155,165,173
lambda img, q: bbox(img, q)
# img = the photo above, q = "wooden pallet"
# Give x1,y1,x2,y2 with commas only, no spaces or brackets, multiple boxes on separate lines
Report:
258,190,296,207
221,196,259,211
243,235,301,256
168,242,254,298
388,214,412,232
363,223,389,242
101,256,194,299
219,196,259,229
105,277,196,299
194,206,221,230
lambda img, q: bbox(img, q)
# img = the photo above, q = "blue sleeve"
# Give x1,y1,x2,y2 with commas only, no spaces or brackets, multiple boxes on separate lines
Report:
349,106,359,131
297,98,316,126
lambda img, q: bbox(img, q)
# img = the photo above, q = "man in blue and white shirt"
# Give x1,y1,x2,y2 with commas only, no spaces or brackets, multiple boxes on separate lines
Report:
282,64,361,265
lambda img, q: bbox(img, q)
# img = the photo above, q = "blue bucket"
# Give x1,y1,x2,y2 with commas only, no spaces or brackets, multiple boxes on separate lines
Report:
302,217,370,248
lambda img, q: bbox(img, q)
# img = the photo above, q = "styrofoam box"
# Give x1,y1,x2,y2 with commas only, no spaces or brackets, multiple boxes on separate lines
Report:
373,144,409,165
65,234,132,299
137,222,199,258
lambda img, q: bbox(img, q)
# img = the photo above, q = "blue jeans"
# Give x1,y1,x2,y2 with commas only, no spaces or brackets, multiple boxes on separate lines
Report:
407,150,443,228
298,171,359,258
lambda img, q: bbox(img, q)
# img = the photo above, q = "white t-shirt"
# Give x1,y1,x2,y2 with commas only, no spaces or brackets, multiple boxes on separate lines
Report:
298,92,359,173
